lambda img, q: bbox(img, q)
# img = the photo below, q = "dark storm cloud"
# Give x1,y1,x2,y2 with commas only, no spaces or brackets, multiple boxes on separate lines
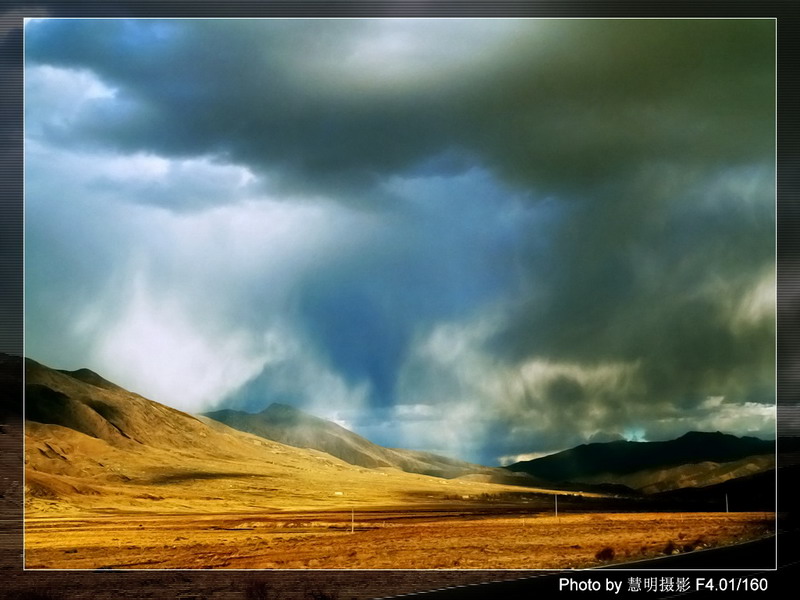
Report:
293,171,538,401
24,18,775,463
468,20,773,190
25,19,452,205
482,162,775,455
216,167,543,415
24,19,773,204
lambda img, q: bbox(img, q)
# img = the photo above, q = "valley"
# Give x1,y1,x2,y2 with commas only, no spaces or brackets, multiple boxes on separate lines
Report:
25,509,773,570
18,356,777,570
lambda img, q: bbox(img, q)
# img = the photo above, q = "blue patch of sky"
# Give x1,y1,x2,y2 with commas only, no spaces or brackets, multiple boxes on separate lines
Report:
227,165,567,419
622,427,647,442
295,167,546,405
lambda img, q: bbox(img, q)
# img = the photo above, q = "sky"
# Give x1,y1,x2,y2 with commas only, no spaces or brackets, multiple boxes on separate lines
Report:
24,18,776,465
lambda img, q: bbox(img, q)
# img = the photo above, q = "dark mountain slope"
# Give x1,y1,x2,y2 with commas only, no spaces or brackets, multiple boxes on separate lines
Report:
25,357,213,451
506,431,774,483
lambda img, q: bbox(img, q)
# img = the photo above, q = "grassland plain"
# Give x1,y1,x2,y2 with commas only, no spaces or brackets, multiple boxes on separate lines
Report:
24,508,774,570
22,359,776,571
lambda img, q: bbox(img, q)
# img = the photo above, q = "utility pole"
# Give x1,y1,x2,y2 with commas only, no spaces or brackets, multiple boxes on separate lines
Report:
555,494,558,519
351,508,354,534
725,493,729,513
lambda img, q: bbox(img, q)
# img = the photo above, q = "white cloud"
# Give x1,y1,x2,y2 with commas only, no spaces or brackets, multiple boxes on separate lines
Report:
25,133,381,414
22,19,776,459
97,153,171,182
497,451,556,466
278,19,529,101
59,189,375,411
26,65,117,137
733,269,775,329
393,403,438,420
225,320,374,422
392,307,774,462
339,19,522,91
650,400,775,440
88,273,269,412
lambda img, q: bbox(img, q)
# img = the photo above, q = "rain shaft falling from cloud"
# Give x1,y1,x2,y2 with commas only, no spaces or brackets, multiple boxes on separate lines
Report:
24,18,775,464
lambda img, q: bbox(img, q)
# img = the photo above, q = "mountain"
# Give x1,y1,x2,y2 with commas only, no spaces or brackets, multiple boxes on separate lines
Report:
572,454,775,494
204,403,497,479
650,464,786,512
22,357,552,514
56,366,127,392
505,431,775,492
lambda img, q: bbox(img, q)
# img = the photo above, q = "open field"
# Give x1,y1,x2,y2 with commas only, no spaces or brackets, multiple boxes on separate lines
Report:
25,509,774,570
19,362,777,571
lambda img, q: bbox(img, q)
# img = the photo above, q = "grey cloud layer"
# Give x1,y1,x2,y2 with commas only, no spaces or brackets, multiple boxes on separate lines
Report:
26,20,773,201
24,19,775,463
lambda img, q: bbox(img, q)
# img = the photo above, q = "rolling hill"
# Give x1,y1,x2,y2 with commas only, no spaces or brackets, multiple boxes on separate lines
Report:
506,432,775,493
651,465,781,512
18,354,777,513
21,357,556,515
204,403,498,479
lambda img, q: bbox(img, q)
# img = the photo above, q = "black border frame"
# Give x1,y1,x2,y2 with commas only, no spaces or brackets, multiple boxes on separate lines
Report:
3,2,797,598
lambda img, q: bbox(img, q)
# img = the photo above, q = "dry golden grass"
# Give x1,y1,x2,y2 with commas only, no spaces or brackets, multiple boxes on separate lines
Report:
22,363,775,571
25,409,598,518
25,418,775,571
25,510,773,569
24,362,592,517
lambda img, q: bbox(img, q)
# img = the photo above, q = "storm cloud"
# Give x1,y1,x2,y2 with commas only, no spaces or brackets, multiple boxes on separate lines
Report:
24,18,775,464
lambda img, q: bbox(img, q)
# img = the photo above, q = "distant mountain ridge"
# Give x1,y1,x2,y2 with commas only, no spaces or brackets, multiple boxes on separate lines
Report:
18,353,777,499
505,431,774,485
21,357,556,514
204,403,495,479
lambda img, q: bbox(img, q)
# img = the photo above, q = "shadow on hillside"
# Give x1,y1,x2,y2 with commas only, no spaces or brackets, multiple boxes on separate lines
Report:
395,489,694,514
146,471,272,484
